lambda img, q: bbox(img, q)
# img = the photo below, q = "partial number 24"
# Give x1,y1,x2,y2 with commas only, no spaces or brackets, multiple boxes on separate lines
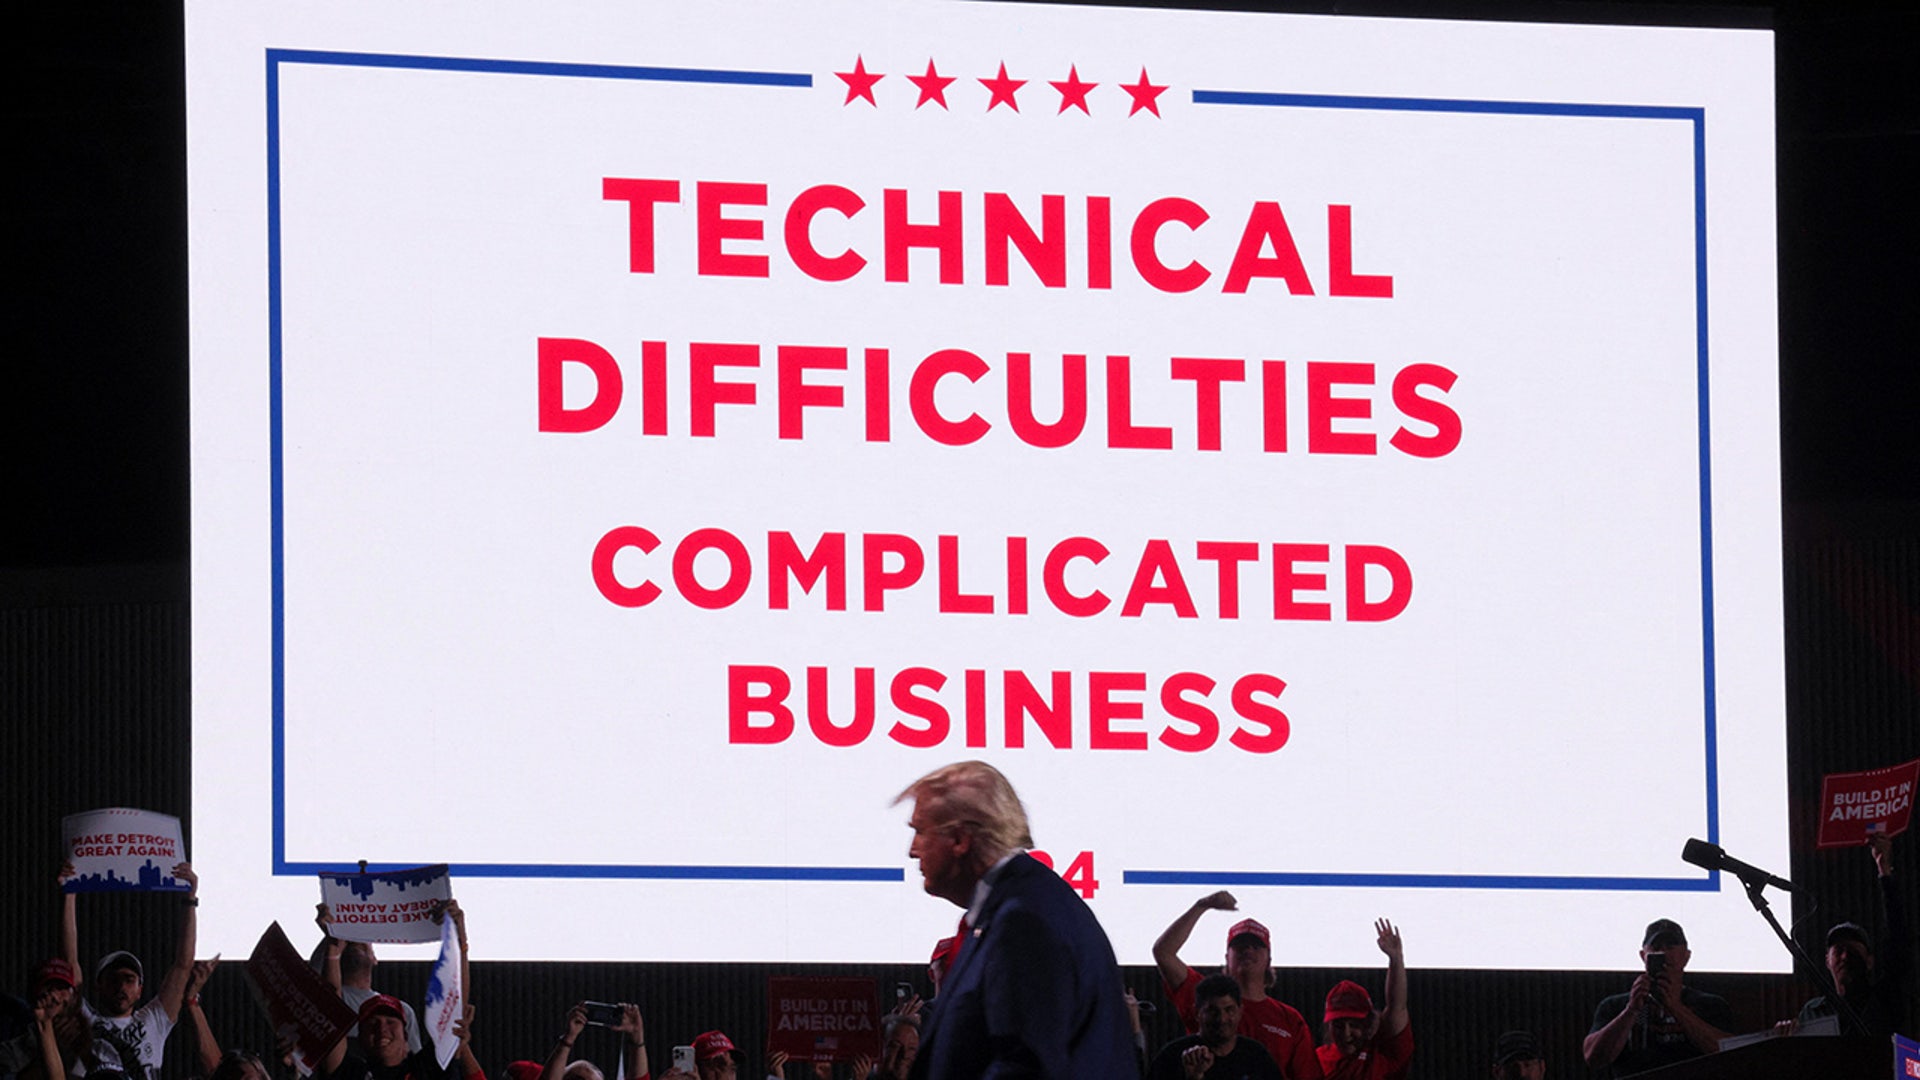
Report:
1030,849,1100,899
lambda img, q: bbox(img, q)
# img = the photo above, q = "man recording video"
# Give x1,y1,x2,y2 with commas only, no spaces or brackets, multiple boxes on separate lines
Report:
1581,920,1731,1077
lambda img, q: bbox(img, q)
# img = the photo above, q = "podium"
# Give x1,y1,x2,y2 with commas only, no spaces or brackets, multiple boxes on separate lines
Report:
1628,1036,1890,1079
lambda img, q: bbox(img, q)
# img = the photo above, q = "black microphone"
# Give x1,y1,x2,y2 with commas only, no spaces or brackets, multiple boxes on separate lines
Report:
1682,838,1800,893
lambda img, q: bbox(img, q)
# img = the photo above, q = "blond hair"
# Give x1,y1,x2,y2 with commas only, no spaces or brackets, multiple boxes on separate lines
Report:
895,760,1034,866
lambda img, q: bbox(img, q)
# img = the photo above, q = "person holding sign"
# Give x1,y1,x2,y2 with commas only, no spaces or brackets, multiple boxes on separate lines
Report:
316,906,423,1056
1789,831,1910,1036
57,861,198,1080
317,994,483,1080
1580,920,1731,1078
1152,893,1319,1078
316,898,476,1080
893,760,1134,1080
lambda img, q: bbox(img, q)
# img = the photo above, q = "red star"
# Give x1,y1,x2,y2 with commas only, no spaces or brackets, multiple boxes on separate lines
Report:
1049,65,1097,115
907,59,956,110
979,62,1026,113
836,56,883,107
1121,67,1168,118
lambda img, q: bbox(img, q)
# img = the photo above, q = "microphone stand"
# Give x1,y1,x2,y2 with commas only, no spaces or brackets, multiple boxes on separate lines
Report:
1736,872,1871,1036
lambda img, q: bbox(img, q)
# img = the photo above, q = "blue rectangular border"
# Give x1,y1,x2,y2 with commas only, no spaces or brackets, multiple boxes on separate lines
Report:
1125,90,1718,893
266,55,1718,891
264,50,895,884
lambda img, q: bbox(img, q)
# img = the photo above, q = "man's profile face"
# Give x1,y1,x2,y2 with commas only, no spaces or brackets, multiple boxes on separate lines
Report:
907,804,971,906
1329,1016,1369,1057
94,968,141,1016
1826,940,1872,992
1493,1058,1545,1080
695,1056,736,1080
1196,993,1241,1047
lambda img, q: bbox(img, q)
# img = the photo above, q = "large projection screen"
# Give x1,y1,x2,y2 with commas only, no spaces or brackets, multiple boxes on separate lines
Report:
188,1,1783,970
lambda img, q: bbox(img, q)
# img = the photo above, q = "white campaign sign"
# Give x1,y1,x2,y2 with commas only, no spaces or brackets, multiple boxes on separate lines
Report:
63,808,188,893
319,865,452,944
189,1,1785,969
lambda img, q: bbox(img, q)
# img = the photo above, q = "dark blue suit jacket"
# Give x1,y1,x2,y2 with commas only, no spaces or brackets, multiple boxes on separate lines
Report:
910,852,1136,1080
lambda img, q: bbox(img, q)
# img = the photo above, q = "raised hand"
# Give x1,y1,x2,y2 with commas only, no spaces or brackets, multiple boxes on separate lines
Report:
1869,832,1894,877
614,1003,645,1043
1375,918,1403,961
187,956,222,998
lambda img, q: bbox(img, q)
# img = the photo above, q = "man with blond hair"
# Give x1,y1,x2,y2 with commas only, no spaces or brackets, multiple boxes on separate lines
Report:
895,761,1133,1080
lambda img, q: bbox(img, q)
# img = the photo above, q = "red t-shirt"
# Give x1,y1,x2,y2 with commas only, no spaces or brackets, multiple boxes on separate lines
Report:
1314,1023,1412,1080
1166,968,1323,1080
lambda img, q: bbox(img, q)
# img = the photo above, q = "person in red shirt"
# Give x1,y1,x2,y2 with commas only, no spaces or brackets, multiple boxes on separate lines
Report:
1315,920,1410,1080
1153,892,1321,1079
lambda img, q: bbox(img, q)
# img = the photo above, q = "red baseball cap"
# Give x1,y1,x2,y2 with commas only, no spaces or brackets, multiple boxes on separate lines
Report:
358,994,407,1023
692,1031,739,1062
35,959,77,990
504,1062,543,1080
1226,918,1270,948
1323,979,1374,1021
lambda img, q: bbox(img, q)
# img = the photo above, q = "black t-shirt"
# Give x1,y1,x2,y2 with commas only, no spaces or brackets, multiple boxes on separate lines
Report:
1148,1035,1284,1080
1588,986,1734,1077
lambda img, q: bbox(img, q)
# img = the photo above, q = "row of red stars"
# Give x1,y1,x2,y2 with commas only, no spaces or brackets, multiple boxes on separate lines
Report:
834,56,1169,116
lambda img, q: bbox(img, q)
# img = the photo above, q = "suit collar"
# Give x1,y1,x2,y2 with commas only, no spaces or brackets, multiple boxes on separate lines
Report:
963,848,1027,927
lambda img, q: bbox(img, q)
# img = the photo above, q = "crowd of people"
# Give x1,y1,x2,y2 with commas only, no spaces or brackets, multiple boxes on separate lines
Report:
0,767,1907,1080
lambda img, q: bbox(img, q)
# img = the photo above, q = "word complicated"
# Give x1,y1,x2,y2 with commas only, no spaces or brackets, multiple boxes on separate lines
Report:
592,530,1411,621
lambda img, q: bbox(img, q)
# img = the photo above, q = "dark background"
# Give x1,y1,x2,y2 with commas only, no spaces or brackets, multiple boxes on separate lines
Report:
4,2,1916,1077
